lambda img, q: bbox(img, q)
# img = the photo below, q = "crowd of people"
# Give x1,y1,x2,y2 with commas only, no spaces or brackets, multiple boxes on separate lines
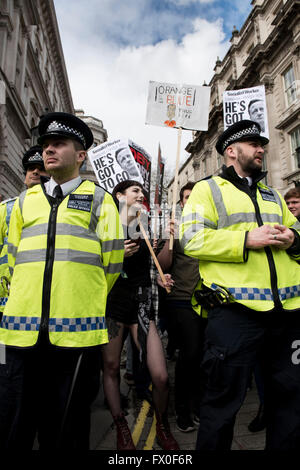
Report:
0,112,299,451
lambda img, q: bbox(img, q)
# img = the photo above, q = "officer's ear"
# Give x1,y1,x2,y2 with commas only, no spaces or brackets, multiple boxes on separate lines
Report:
77,150,87,167
226,145,234,156
224,144,238,161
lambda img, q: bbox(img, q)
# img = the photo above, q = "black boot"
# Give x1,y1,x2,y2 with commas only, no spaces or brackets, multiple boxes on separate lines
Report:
248,404,266,433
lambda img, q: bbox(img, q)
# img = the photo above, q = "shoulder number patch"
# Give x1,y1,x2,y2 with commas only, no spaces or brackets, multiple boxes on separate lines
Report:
259,188,277,203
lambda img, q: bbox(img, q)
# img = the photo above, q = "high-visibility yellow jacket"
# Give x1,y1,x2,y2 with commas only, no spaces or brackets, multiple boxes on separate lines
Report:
0,181,124,347
180,168,300,312
0,198,17,313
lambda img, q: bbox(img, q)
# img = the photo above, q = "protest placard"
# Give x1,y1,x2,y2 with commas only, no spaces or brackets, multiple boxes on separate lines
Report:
145,80,211,131
223,85,269,138
128,139,152,207
87,139,143,193
152,143,165,239
154,143,165,208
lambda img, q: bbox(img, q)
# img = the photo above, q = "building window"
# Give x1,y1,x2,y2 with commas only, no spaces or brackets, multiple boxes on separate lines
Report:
283,65,297,107
290,126,300,169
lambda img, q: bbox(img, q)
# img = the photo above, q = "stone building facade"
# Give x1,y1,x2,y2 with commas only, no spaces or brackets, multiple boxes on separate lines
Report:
168,0,300,204
0,0,74,199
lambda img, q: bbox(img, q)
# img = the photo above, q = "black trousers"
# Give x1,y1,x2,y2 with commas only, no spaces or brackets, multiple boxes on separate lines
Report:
196,303,300,450
165,299,207,416
0,339,101,449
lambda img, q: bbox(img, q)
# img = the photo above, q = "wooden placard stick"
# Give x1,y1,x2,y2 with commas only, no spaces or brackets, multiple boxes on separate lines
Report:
138,214,171,294
169,126,182,250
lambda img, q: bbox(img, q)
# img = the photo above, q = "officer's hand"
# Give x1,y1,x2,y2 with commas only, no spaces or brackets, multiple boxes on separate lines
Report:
246,225,284,249
124,239,140,257
271,224,295,250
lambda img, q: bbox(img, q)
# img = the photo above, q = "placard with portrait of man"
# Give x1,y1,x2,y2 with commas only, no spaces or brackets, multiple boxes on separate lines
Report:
223,85,269,139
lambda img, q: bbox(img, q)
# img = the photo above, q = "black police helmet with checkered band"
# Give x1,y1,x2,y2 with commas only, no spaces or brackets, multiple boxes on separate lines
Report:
216,119,269,155
22,145,44,171
37,112,94,150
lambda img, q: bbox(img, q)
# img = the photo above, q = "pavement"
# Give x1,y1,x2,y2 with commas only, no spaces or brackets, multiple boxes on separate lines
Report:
89,350,266,451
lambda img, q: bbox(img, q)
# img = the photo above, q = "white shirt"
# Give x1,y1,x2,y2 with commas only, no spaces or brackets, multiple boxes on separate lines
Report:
44,176,82,197
238,175,252,186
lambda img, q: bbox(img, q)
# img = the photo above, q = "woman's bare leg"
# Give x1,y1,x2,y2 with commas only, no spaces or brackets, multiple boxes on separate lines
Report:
130,321,169,413
101,319,125,417
130,321,179,449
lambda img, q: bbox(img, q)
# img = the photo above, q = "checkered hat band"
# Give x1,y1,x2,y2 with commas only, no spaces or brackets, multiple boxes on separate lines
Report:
28,152,42,162
222,124,260,152
47,121,86,147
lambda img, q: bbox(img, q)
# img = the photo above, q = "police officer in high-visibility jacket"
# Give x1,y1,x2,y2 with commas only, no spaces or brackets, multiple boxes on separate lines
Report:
0,112,124,450
180,120,300,451
0,146,47,319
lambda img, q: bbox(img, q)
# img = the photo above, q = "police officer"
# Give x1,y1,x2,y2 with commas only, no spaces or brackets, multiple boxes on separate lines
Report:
0,146,46,319
0,112,124,449
180,120,300,450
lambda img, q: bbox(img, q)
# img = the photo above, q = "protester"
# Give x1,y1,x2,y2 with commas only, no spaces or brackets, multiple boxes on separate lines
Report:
0,145,47,320
157,182,207,433
284,187,300,221
101,179,179,451
180,119,300,450
0,112,124,449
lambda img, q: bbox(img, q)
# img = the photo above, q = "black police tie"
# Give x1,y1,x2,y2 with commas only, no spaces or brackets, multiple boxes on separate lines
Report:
242,178,249,186
53,185,63,201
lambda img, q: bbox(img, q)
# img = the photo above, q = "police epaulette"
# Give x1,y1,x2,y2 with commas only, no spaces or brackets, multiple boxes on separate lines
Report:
81,179,110,195
197,174,213,183
0,196,17,205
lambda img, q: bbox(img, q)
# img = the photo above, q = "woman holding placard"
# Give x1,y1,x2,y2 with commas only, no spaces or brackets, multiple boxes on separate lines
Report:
101,179,179,451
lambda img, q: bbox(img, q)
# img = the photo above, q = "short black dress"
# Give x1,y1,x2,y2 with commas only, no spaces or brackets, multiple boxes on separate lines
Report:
105,237,155,359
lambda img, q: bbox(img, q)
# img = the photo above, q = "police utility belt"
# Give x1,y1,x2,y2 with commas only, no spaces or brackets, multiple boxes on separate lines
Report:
194,285,232,310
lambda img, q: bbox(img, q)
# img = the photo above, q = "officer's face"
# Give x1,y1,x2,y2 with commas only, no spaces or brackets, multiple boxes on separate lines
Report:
230,141,265,177
42,138,85,181
24,165,47,189
286,197,300,218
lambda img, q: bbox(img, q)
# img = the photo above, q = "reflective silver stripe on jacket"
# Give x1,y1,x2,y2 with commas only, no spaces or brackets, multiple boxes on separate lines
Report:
103,261,124,274
15,248,103,268
207,179,282,228
180,213,216,247
18,190,27,214
89,186,106,232
291,220,300,231
7,243,18,258
101,239,124,253
21,223,99,242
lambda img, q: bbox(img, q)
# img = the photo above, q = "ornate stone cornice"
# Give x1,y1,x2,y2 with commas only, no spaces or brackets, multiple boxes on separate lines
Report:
39,0,74,113
0,161,24,191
